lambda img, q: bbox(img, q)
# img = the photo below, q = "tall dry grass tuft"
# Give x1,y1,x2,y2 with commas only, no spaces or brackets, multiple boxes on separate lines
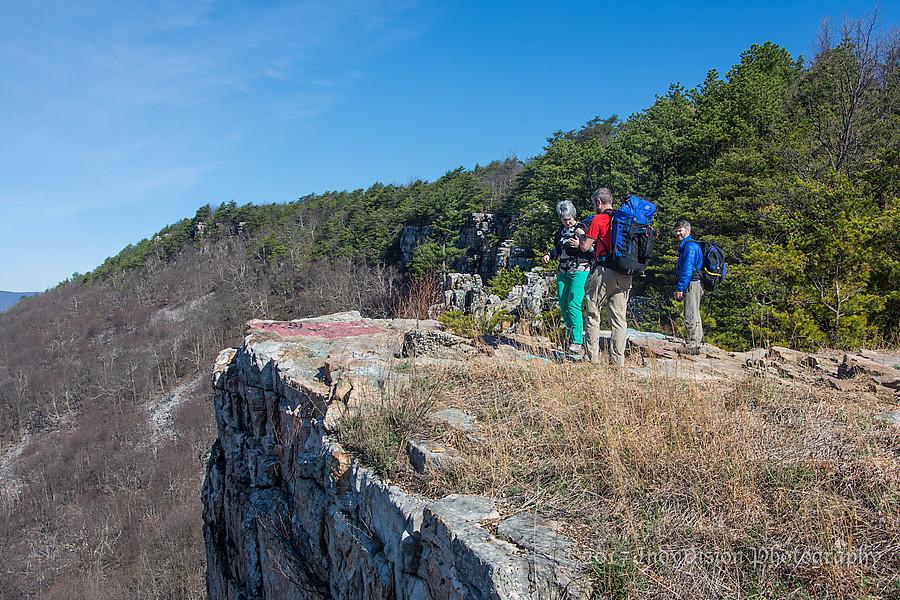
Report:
363,353,900,599
335,363,449,478
391,274,444,320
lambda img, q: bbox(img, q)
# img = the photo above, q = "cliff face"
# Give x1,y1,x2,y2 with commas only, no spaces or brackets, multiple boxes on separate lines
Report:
397,212,545,322
200,309,900,600
399,213,532,283
201,312,586,600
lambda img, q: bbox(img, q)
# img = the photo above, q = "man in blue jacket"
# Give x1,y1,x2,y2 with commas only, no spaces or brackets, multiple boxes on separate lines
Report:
673,219,704,355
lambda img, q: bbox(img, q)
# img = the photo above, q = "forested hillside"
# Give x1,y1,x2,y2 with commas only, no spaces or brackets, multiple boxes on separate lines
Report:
71,13,900,352
1,13,899,599
509,18,900,351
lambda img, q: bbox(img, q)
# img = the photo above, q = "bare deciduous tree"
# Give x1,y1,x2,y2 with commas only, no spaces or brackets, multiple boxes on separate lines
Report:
795,10,900,177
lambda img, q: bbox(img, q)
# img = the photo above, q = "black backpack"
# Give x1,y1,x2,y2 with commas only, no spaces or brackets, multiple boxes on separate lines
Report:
696,240,726,292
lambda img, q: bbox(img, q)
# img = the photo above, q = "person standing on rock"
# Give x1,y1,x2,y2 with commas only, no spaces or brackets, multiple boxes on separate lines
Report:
541,200,593,355
673,218,704,355
578,188,631,367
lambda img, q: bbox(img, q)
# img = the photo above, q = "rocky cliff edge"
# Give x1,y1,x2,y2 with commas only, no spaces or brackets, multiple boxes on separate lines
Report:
202,312,900,600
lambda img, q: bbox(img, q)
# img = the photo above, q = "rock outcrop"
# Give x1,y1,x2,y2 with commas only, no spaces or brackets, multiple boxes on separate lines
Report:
397,212,552,329
399,213,528,283
202,312,590,600
203,312,900,600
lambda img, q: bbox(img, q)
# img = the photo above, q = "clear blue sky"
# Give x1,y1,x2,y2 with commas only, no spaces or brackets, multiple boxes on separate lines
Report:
1,1,896,292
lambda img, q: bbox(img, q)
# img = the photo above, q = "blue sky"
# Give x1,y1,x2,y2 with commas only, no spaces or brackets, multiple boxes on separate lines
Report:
1,1,896,292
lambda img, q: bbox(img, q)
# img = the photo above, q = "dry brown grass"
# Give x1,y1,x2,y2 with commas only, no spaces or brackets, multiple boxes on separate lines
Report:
363,353,900,599
390,274,444,320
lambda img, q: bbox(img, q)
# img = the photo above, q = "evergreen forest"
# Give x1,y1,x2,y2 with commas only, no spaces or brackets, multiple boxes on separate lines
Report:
1,13,900,600
75,14,900,352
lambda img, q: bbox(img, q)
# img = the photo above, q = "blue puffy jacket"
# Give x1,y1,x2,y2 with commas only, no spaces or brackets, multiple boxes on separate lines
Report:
676,235,703,292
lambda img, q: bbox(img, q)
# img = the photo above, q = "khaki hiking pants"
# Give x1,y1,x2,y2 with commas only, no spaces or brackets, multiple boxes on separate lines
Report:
583,265,632,367
684,279,704,350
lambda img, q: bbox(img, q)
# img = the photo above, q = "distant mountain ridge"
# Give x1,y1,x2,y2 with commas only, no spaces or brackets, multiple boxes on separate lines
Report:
0,290,38,312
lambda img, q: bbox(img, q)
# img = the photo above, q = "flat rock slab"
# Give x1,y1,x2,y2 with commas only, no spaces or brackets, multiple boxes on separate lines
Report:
430,408,480,433
498,512,578,562
407,438,463,472
875,411,900,426
250,319,388,338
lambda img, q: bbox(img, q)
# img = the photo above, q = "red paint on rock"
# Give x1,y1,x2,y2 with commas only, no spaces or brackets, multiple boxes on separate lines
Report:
251,320,385,339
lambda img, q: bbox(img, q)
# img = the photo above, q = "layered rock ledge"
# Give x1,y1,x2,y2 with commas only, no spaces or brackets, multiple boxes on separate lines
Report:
202,312,900,600
202,312,594,600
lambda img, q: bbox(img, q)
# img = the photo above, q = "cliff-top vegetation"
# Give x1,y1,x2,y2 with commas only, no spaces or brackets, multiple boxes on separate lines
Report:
337,351,900,598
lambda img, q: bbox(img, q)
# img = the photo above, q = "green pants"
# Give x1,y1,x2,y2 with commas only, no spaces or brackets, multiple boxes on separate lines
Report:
557,270,589,344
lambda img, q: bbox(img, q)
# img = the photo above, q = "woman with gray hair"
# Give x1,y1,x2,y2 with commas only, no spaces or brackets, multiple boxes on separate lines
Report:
541,200,593,355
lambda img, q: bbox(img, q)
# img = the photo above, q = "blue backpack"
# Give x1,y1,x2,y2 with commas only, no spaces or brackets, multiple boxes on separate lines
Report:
603,195,657,275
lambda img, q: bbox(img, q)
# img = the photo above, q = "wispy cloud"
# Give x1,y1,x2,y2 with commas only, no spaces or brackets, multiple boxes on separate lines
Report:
0,0,428,289
0,0,424,214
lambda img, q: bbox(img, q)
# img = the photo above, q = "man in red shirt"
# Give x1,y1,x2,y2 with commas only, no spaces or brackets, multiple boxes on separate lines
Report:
579,188,632,366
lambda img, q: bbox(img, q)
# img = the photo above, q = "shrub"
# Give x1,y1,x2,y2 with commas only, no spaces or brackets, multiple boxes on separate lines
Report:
440,309,511,339
487,267,524,299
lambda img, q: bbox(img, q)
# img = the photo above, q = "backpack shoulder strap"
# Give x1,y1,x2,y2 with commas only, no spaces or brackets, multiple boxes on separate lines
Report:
597,209,616,257
680,238,700,254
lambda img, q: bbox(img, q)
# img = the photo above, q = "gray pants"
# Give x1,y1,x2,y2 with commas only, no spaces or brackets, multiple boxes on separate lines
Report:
583,265,632,366
684,279,704,350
